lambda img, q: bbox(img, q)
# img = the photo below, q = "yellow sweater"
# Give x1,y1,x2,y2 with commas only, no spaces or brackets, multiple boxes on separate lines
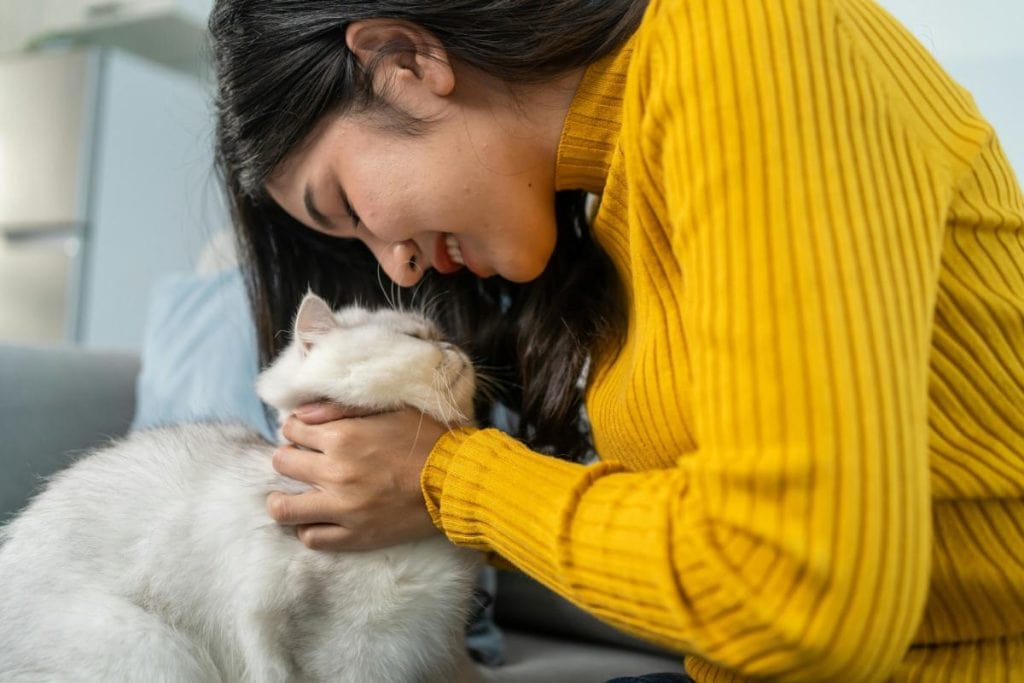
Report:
423,0,1024,680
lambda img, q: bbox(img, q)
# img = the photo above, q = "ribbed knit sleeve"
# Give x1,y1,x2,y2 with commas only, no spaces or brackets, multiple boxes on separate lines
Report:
622,1,939,677
423,1,1024,681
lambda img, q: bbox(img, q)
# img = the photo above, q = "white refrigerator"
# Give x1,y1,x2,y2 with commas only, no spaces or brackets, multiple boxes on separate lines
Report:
0,47,224,349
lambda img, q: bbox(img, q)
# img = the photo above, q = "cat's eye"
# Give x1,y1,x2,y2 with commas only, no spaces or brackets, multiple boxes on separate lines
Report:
404,327,438,341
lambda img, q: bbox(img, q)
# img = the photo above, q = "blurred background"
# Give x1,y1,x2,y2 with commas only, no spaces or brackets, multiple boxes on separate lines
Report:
0,0,1021,351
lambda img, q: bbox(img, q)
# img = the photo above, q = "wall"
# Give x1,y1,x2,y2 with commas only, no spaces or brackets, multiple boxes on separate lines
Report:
0,1,42,54
879,0,1024,174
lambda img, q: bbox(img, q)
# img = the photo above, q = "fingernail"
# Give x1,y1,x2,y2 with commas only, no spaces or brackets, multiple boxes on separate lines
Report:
272,448,286,468
294,403,318,416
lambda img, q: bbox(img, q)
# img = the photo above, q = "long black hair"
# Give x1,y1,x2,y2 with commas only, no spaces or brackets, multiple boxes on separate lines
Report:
210,1,642,460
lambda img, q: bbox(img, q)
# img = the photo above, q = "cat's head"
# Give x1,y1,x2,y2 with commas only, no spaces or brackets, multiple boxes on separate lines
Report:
255,293,476,428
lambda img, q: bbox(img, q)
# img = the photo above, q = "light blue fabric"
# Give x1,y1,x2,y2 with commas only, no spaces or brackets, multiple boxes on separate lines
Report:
131,268,277,441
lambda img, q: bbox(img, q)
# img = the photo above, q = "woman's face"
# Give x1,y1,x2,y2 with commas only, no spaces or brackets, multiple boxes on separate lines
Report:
266,103,560,287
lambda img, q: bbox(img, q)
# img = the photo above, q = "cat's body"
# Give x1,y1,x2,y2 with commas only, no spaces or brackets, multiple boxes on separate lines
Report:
0,295,481,682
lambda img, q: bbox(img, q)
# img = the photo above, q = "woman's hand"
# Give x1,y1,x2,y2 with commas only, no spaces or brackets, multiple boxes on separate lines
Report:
267,402,447,551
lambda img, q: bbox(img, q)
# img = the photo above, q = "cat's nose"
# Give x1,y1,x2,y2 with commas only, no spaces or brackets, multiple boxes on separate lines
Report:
438,342,470,370
377,240,424,287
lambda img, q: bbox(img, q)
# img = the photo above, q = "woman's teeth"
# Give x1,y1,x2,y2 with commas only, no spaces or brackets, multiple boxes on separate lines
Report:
445,234,465,265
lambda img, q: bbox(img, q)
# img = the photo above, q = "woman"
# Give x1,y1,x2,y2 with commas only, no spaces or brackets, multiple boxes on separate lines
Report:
210,1,1024,680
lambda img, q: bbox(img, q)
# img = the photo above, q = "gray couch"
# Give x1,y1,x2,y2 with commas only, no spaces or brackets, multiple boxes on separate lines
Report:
0,343,683,682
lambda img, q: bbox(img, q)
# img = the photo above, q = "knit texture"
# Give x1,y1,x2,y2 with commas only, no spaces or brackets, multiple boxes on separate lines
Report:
422,1,1024,680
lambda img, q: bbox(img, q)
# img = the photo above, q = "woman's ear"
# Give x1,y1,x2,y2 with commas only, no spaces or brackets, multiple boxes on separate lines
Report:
345,19,455,104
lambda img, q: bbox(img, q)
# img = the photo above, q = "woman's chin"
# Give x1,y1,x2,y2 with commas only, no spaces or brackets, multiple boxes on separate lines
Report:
500,259,551,284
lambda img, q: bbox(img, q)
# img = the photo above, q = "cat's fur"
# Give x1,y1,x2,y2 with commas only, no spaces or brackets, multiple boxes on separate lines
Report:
0,293,481,682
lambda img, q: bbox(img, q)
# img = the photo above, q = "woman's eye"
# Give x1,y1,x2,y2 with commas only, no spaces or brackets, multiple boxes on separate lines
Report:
344,200,361,231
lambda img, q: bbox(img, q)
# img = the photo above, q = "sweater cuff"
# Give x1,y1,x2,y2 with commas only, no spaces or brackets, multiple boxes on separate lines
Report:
421,427,477,530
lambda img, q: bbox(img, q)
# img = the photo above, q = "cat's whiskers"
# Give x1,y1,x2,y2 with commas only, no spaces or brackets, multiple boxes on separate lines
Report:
430,368,463,430
442,379,461,428
393,277,404,314
407,407,428,461
408,278,430,315
466,361,514,404
374,264,390,309
374,263,402,312
272,328,290,347
427,293,456,329
430,373,452,429
414,288,445,323
470,370,505,405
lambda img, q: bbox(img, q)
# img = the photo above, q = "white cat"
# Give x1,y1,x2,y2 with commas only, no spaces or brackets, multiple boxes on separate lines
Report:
0,293,482,682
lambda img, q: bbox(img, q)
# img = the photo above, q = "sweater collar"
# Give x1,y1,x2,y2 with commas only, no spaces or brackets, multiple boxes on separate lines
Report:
555,37,634,194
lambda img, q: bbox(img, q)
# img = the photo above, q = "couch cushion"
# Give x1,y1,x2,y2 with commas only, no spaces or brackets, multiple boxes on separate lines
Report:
480,630,683,683
0,344,138,519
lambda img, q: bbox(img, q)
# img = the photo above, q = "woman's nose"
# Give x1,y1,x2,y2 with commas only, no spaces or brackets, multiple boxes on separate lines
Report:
376,240,425,287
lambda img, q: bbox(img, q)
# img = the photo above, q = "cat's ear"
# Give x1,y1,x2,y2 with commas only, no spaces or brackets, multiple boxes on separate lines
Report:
294,293,339,353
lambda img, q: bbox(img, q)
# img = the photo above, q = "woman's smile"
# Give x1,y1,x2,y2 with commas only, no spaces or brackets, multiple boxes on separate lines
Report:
444,234,464,267
433,234,462,275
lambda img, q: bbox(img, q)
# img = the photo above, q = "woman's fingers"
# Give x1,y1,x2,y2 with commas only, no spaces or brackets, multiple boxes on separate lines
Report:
267,489,344,526
267,487,363,550
280,416,340,453
271,445,332,486
293,401,374,424
269,495,371,551
295,524,355,552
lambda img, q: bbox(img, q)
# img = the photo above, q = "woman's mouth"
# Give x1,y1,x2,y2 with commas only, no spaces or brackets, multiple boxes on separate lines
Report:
435,233,490,278
445,234,465,266
433,234,463,274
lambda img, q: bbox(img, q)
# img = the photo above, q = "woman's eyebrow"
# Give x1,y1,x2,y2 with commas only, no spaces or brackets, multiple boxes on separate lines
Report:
303,184,336,230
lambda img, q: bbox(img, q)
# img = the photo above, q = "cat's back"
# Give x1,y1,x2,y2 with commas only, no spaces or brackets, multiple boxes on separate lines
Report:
0,423,273,588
